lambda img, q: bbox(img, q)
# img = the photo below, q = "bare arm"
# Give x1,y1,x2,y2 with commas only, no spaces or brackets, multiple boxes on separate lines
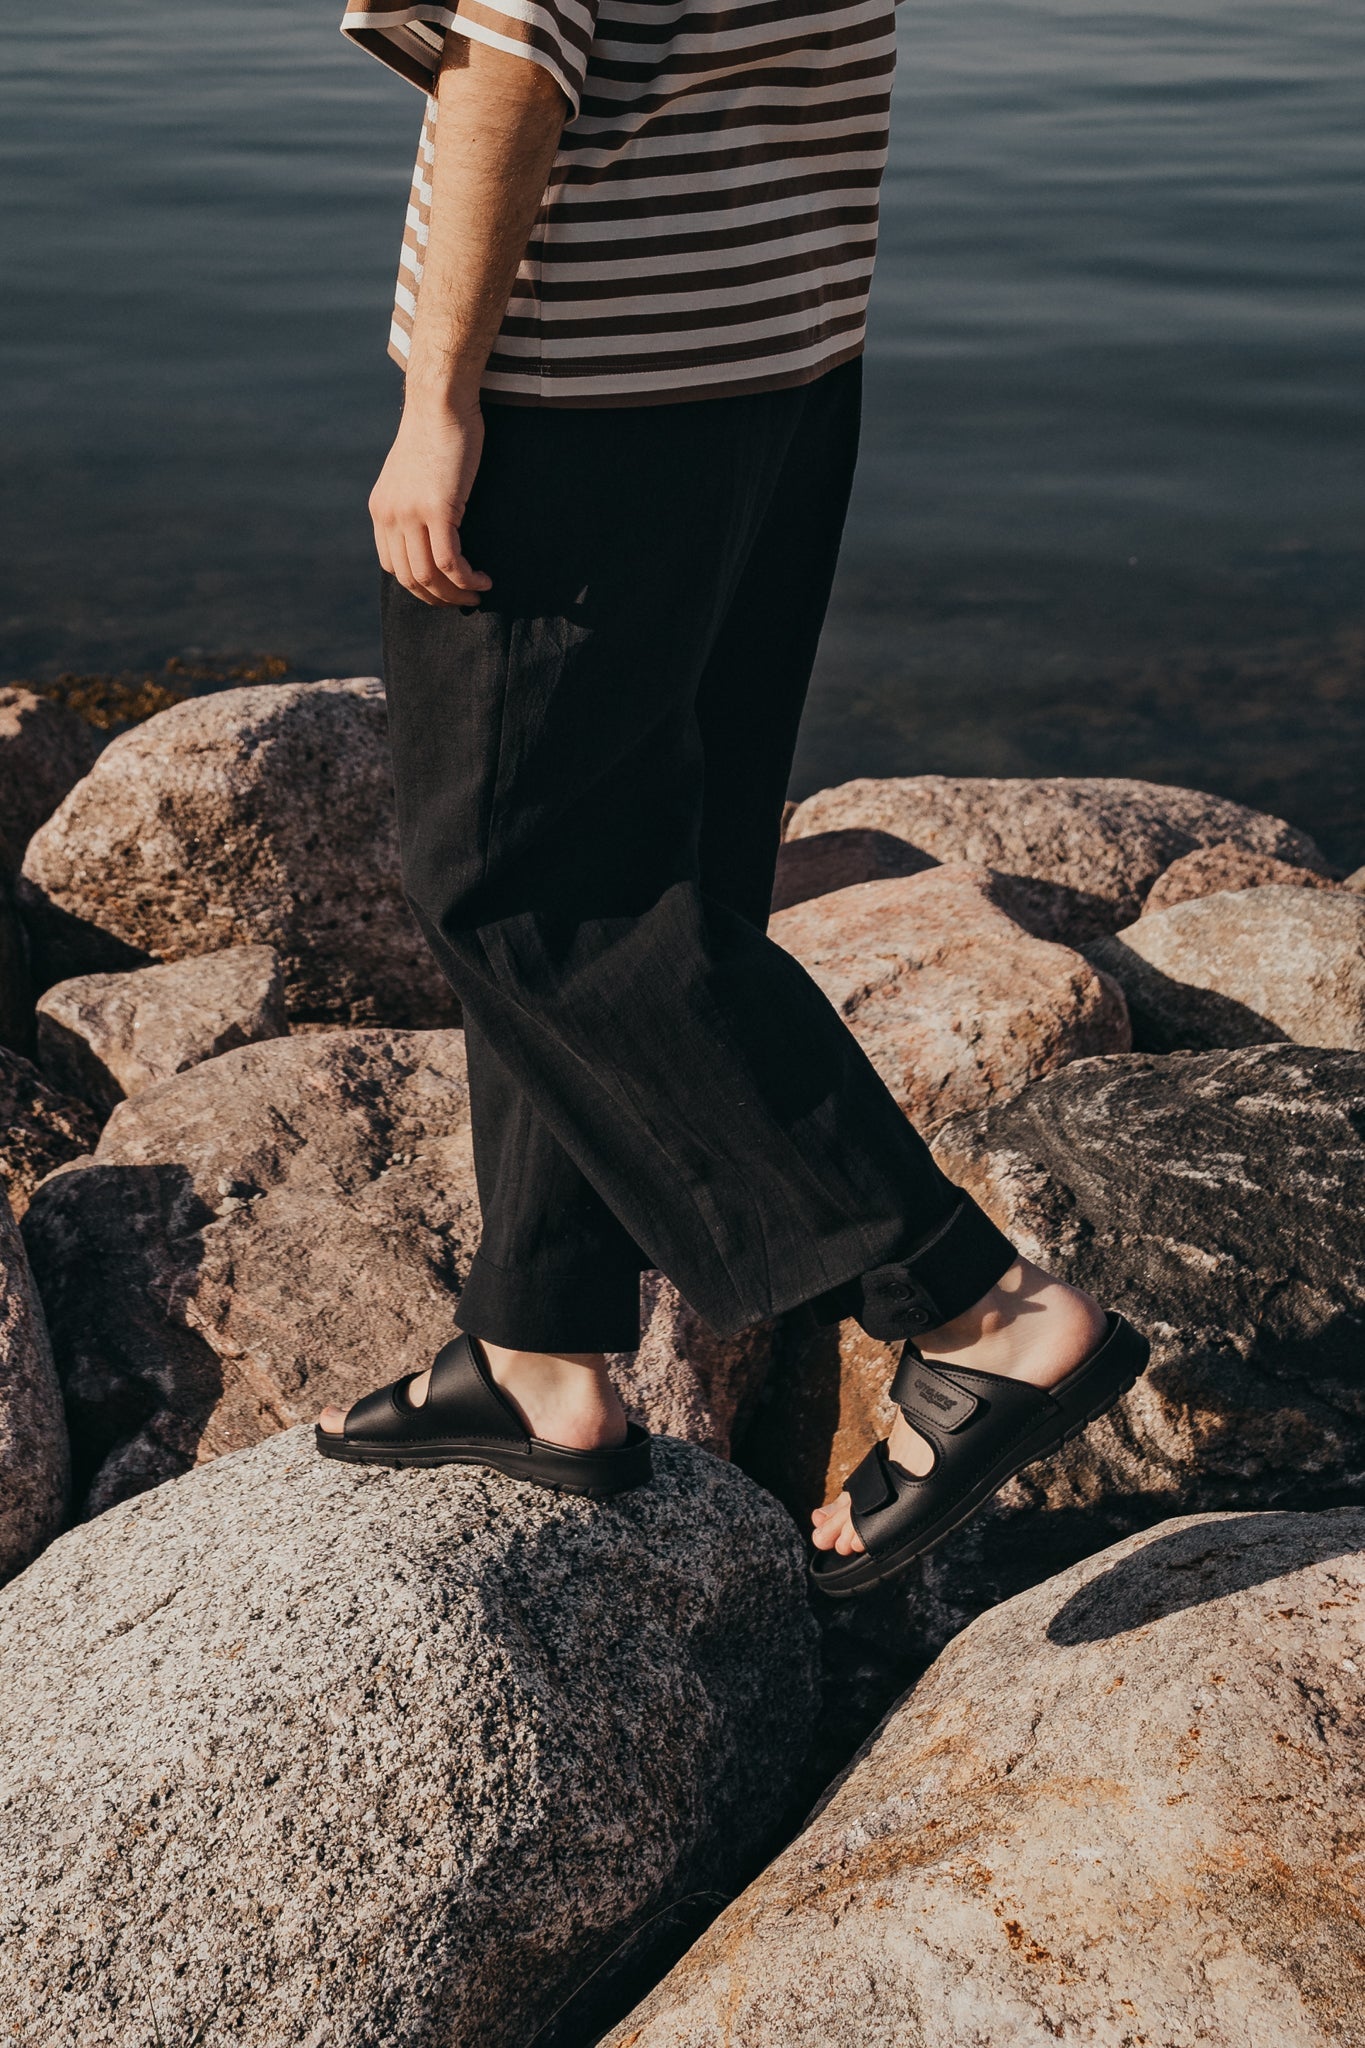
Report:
369,36,568,607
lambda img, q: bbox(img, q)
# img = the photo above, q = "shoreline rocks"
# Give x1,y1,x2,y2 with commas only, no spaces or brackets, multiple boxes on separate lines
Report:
786,775,1332,943
18,678,459,1026
0,1045,101,1220
0,1191,68,1585
0,1427,819,2047
605,1507,1365,2048
771,863,1130,1132
35,943,287,1111
0,685,100,868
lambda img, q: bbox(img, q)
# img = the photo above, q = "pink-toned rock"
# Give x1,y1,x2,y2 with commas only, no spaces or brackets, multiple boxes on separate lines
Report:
769,829,937,913
610,1273,775,1460
0,1046,100,1220
770,864,1130,1133
1090,885,1365,1051
1142,840,1339,916
786,776,1329,943
0,686,99,867
18,679,458,1026
21,1029,772,1513
36,945,287,1113
0,1189,68,1584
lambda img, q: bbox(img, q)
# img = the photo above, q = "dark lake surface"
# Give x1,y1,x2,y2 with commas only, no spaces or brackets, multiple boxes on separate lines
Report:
4,0,1362,863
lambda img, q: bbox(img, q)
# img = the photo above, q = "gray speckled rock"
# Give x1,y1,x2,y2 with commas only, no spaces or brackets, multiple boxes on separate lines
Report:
770,864,1129,1132
0,685,99,866
605,1508,1365,2048
17,679,459,1025
0,1044,100,1220
22,1028,481,1513
35,943,287,1111
0,1189,67,1585
0,1426,819,2048
785,776,1329,943
1089,885,1365,1051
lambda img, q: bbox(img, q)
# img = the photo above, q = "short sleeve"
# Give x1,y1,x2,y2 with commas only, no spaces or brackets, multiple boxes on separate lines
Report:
340,1,599,117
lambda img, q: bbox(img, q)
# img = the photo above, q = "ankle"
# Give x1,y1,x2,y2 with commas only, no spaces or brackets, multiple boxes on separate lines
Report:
917,1259,1105,1382
477,1342,610,1393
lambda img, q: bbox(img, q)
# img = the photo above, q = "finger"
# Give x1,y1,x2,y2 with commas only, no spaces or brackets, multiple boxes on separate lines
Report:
389,531,434,606
373,522,395,577
429,525,493,604
407,526,478,608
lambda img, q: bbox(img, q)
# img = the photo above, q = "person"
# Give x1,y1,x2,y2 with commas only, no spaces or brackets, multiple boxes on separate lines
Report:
316,0,1147,1595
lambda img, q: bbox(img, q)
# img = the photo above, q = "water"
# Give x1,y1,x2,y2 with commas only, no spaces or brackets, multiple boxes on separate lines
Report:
3,0,1362,862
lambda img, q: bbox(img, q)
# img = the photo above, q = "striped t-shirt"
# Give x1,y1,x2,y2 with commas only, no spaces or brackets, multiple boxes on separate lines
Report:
340,0,899,406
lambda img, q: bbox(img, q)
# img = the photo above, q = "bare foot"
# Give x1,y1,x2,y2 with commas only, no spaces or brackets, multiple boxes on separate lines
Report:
317,1343,629,1451
810,1258,1107,1559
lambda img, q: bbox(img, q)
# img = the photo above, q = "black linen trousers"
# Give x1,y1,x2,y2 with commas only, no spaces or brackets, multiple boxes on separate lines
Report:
382,358,1017,1355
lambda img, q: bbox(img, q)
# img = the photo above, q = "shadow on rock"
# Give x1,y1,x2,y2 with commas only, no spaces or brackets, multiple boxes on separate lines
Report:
1046,1507,1365,1644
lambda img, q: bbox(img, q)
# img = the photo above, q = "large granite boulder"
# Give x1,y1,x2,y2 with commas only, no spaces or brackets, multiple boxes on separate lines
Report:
1142,839,1340,916
0,1426,819,2047
770,864,1129,1133
17,678,459,1025
785,776,1330,944
35,943,288,1112
0,1190,68,1584
1090,885,1365,1052
769,827,937,913
605,1507,1365,2048
0,685,99,865
22,1028,481,1513
740,1043,1365,1742
0,1045,101,1220
609,1272,775,1461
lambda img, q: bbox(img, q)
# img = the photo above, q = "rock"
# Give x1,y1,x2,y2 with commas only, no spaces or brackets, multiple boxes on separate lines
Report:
0,866,33,1054
21,1028,481,1513
769,828,937,913
604,1506,1365,2048
769,864,1130,1133
1345,865,1365,894
0,1426,819,2047
785,776,1329,943
610,1273,775,1460
738,1044,1365,1751
35,944,287,1112
0,685,99,866
0,1046,100,1220
18,678,459,1026
1142,839,1340,916
0,1190,68,1584
1090,887,1365,1052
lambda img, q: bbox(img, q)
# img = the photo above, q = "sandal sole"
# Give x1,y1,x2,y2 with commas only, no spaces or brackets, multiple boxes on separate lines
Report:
810,1319,1148,1600
314,1427,651,1501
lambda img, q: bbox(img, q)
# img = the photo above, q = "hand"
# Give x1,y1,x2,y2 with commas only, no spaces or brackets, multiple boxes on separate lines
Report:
368,393,493,607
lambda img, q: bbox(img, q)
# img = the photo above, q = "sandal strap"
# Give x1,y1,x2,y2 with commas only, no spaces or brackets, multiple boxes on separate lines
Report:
889,1347,982,1437
340,1334,528,1450
426,1335,528,1447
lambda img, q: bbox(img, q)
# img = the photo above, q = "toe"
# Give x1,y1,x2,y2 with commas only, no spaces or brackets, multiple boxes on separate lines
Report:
318,1404,348,1436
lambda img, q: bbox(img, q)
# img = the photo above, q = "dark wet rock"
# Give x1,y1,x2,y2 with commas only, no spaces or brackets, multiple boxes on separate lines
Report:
605,1507,1365,2048
786,775,1329,943
0,1427,819,2047
1089,886,1365,1052
18,678,459,1026
0,1190,68,1584
0,1046,100,1221
35,944,287,1112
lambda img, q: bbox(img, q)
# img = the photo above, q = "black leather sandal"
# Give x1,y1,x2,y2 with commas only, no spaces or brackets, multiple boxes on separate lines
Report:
810,1310,1149,1598
314,1333,652,1499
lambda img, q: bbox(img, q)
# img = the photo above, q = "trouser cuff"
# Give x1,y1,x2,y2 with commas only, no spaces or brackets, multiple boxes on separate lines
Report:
456,1247,645,1354
813,1196,1019,1342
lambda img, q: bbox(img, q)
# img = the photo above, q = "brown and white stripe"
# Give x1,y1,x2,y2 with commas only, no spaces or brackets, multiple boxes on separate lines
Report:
341,0,899,405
